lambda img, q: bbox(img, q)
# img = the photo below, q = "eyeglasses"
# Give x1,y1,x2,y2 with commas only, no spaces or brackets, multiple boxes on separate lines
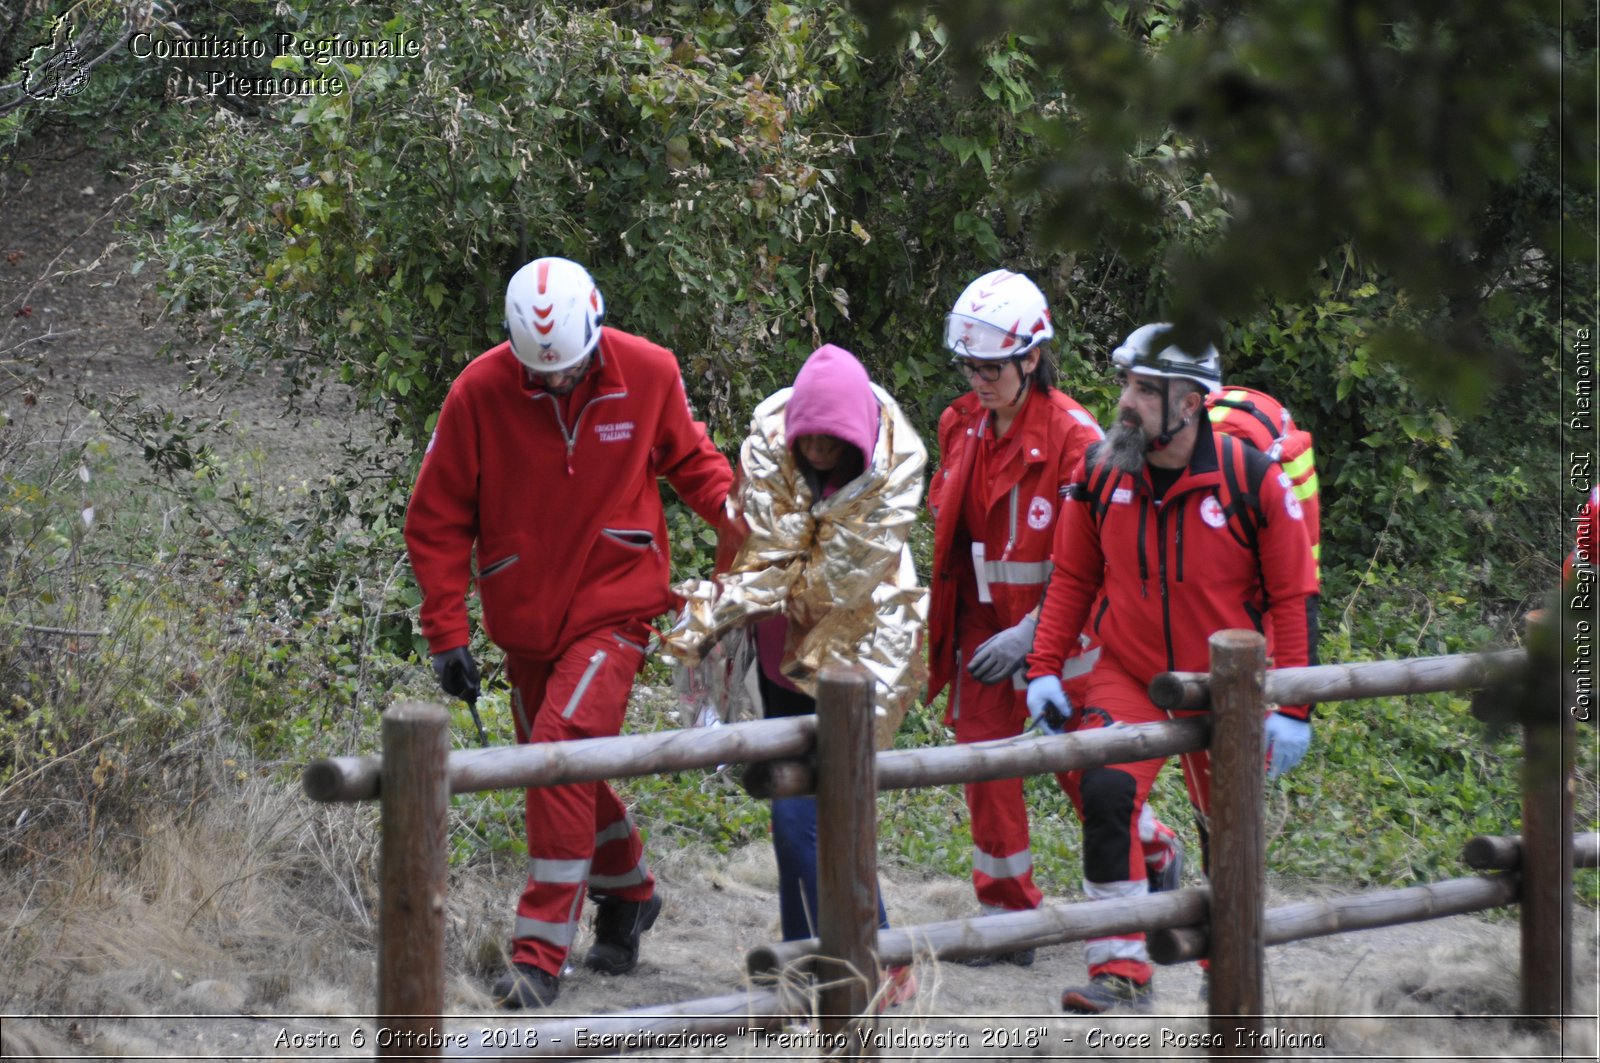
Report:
952,358,1013,383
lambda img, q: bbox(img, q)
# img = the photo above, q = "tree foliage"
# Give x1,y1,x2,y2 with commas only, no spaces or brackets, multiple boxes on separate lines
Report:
852,0,1595,399
0,0,1564,627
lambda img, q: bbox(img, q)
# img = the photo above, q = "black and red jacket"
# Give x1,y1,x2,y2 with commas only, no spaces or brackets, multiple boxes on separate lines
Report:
1026,418,1320,719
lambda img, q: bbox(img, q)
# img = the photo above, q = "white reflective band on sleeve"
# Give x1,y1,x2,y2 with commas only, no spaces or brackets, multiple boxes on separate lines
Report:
982,559,1052,585
972,846,1034,881
563,650,608,719
972,542,992,603
1138,803,1159,843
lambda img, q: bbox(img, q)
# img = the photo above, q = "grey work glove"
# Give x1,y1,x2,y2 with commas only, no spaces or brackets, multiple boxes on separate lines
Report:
965,615,1038,685
431,646,480,701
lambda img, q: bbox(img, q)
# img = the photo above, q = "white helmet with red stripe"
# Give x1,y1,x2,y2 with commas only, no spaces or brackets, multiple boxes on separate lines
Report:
505,257,606,372
944,269,1054,360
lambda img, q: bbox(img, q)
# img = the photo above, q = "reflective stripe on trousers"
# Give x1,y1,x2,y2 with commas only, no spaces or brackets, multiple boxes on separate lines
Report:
952,641,1045,911
504,625,655,973
1082,877,1152,971
972,846,1034,883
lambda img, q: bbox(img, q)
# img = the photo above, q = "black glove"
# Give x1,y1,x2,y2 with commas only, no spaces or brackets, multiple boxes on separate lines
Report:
431,646,480,701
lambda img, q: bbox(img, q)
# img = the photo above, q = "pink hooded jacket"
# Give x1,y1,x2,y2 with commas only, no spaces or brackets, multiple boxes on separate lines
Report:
786,343,881,471
757,344,882,693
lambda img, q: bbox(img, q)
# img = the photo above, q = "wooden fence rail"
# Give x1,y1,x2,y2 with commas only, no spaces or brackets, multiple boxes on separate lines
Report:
304,639,1568,1061
748,887,1211,975
303,716,818,802
306,715,1211,804
746,716,1211,797
1148,649,1526,712
1147,873,1521,964
1466,832,1600,871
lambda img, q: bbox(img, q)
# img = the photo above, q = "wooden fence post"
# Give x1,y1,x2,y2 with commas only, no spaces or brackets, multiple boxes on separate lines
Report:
814,664,879,1058
1206,630,1266,1053
378,702,450,1060
1520,610,1573,1031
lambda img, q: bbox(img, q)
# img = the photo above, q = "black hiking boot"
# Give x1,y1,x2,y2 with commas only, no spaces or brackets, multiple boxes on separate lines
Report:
491,963,560,1009
583,893,662,975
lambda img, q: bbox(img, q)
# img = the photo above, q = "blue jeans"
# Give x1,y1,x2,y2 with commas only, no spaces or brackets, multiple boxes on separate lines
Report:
771,795,890,942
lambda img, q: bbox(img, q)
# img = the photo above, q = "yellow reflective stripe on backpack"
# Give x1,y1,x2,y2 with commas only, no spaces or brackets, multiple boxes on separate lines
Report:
1207,389,1253,424
1281,448,1315,481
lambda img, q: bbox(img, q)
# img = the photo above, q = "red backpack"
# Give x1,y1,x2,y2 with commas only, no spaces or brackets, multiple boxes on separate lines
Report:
1206,387,1321,581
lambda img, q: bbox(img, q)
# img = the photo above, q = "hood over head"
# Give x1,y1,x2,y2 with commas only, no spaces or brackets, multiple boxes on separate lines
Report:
785,343,880,467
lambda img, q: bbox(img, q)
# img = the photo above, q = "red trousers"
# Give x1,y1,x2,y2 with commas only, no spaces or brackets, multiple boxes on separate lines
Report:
505,621,655,976
1058,659,1209,984
950,628,1046,912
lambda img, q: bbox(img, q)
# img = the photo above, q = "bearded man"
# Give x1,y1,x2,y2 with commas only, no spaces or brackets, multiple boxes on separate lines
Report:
1024,323,1320,1014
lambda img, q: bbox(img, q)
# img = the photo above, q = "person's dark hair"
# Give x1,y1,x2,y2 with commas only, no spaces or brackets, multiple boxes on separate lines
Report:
1026,346,1059,392
1166,378,1206,423
793,443,866,499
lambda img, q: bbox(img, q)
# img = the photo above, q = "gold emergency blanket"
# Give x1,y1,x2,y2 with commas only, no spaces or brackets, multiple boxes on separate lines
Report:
667,383,928,747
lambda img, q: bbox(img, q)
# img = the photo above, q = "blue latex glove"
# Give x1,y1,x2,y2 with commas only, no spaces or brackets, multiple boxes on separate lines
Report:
1025,675,1072,735
966,616,1038,684
1263,713,1311,779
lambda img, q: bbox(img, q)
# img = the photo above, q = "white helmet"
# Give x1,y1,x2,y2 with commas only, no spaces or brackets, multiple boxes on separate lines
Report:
944,269,1054,359
505,257,605,372
1111,322,1222,392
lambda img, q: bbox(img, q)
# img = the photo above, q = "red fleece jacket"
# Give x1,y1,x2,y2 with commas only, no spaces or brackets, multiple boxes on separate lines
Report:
1027,420,1320,718
404,328,732,660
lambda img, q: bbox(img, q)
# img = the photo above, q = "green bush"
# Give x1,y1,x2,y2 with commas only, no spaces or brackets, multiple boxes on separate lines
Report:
5,0,1582,909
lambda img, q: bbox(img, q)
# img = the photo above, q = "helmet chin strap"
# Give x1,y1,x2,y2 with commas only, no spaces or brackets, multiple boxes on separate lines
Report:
1005,353,1031,408
1147,378,1192,452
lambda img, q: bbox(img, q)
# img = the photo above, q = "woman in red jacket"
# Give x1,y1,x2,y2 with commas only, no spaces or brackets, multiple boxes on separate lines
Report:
925,269,1104,955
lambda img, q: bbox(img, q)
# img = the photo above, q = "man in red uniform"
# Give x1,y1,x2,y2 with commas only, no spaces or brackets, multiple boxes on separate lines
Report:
1026,323,1320,1013
926,270,1105,958
405,257,733,1008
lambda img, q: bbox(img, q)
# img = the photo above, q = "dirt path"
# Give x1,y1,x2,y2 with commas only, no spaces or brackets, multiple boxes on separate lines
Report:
1,140,1595,1062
